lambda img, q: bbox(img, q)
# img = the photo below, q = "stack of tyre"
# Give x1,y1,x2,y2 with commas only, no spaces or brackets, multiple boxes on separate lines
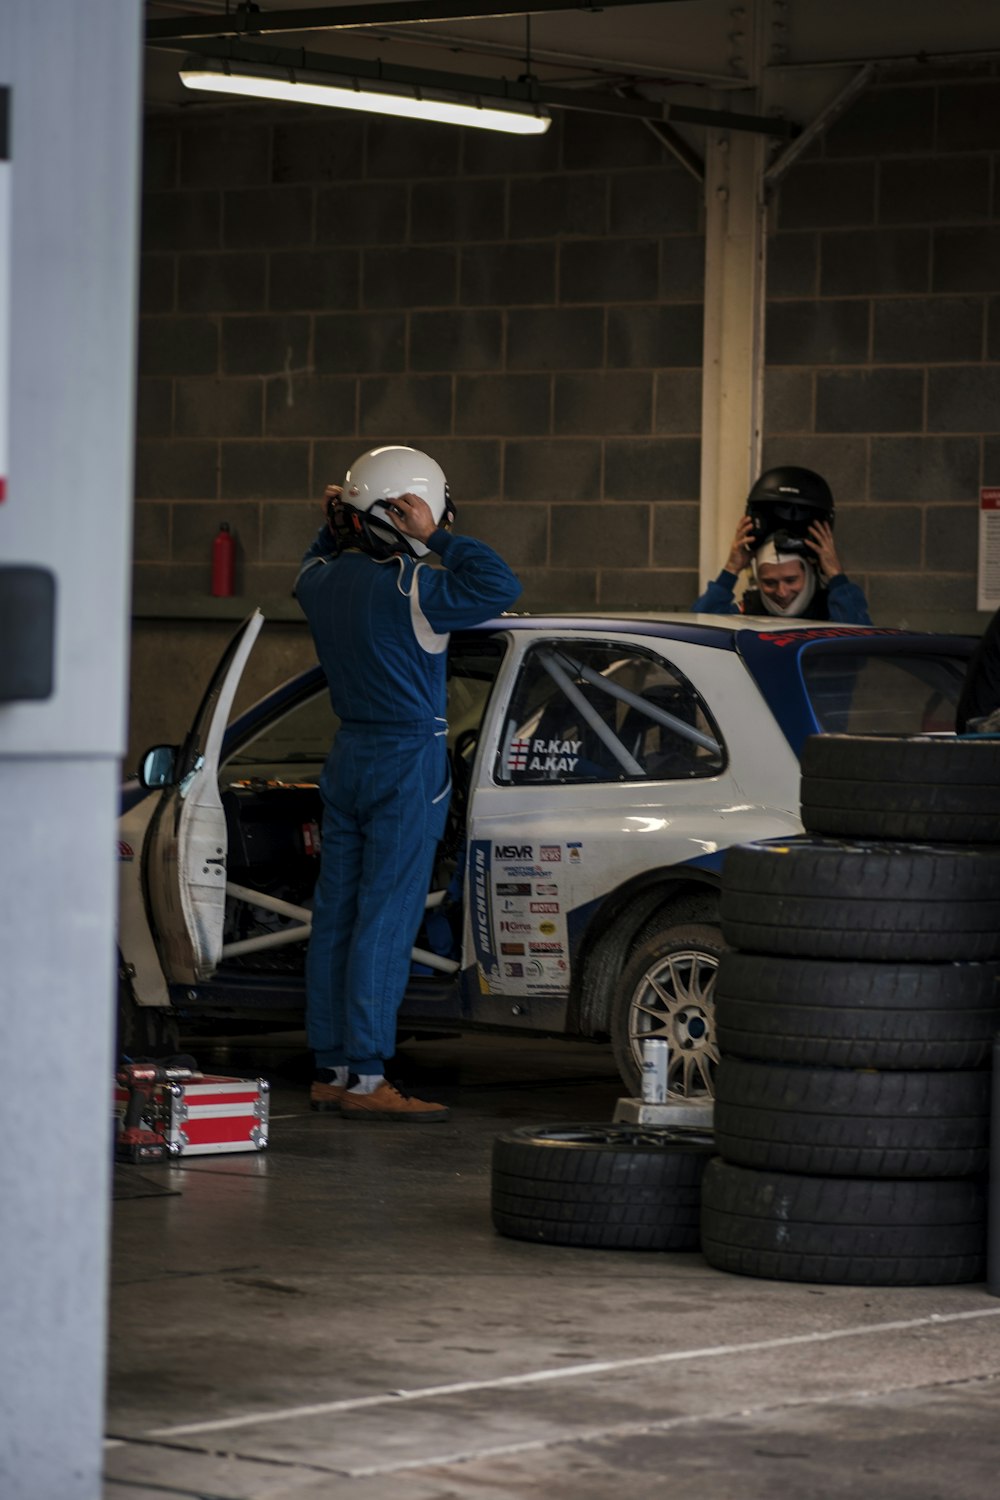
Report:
701,732,1000,1287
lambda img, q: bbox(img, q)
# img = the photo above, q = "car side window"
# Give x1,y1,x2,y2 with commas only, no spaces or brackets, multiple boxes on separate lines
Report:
802,650,969,735
497,641,724,784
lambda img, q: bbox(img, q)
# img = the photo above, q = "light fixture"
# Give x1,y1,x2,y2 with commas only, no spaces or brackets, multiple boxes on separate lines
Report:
179,58,551,136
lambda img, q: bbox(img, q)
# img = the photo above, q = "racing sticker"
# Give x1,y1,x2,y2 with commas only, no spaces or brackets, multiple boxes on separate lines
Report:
470,840,499,993
758,626,895,647
505,737,582,777
470,839,575,997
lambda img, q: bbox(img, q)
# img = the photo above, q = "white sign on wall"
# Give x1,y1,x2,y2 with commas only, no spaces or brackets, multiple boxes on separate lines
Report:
0,87,8,505
977,486,1000,612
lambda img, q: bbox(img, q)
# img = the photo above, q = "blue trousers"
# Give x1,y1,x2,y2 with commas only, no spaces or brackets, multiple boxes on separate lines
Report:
306,727,450,1073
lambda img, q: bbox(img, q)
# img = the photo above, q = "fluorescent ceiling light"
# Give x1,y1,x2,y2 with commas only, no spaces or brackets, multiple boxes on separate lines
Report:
179,60,551,136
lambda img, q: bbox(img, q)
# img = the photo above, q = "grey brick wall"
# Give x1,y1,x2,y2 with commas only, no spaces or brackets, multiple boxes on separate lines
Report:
135,102,704,636
764,63,1000,631
130,69,1000,759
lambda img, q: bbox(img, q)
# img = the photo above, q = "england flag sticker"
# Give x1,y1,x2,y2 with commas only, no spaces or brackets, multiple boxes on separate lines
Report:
506,737,531,772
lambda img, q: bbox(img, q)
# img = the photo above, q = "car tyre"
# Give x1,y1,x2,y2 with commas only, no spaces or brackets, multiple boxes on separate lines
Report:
713,1057,990,1179
721,838,1000,962
116,967,180,1063
715,952,1000,1071
491,1123,714,1250
700,1158,987,1286
800,733,1000,843
611,922,725,1099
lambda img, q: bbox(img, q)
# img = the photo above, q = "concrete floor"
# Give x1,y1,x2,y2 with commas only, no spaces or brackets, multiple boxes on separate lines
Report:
105,1032,1000,1500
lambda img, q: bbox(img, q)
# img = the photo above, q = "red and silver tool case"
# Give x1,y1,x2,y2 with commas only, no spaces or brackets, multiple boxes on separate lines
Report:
113,1074,270,1157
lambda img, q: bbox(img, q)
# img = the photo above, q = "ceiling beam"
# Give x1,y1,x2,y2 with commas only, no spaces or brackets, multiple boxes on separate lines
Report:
147,0,693,40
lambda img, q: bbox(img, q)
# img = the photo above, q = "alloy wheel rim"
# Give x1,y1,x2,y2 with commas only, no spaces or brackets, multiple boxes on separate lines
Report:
628,947,720,1098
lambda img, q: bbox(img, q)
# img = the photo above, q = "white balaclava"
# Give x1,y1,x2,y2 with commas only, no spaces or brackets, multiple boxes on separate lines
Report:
751,540,818,618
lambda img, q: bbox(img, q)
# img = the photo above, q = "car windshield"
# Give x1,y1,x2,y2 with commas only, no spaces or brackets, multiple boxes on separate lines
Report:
224,688,335,781
802,649,968,734
220,635,507,784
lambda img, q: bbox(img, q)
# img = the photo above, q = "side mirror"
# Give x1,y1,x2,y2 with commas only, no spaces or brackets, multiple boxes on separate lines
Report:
139,745,179,789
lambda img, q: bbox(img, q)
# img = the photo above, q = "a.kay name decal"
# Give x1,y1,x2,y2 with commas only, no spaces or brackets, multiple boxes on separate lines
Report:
507,738,582,775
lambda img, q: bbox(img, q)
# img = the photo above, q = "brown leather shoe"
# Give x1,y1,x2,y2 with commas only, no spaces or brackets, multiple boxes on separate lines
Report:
339,1081,450,1122
309,1080,347,1113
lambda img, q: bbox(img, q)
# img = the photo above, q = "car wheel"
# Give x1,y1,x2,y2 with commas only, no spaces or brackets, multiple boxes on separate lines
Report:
491,1122,713,1250
713,1057,990,1179
800,733,1000,843
116,967,179,1063
611,922,725,1099
715,952,1000,1071
721,839,1000,962
700,1158,987,1286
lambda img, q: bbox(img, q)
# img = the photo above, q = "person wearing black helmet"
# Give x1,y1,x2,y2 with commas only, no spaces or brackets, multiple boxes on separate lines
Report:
693,466,872,623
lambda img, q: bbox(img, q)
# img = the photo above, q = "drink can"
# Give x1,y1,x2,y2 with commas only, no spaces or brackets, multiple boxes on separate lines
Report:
640,1036,669,1103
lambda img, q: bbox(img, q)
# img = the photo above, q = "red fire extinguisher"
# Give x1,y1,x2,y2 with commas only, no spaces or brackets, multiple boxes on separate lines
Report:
211,522,235,597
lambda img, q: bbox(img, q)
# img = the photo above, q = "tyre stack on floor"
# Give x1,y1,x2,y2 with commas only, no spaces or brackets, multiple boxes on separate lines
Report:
701,733,1000,1287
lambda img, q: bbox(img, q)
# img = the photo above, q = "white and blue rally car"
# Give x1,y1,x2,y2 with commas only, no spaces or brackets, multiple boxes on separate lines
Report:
117,612,975,1096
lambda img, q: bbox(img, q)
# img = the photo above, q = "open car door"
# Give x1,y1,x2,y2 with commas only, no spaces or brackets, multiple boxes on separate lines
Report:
145,610,265,984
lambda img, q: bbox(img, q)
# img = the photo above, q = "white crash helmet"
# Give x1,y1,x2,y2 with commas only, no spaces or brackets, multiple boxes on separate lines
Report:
751,538,818,617
343,446,453,559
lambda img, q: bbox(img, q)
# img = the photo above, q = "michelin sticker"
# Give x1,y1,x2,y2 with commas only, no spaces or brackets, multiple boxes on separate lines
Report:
470,840,499,993
471,839,575,997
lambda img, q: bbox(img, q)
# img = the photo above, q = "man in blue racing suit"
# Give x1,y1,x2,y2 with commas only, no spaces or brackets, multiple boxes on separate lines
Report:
693,466,872,624
295,446,521,1121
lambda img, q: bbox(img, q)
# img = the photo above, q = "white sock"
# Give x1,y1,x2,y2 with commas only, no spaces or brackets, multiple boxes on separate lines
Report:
332,1066,349,1086
348,1073,384,1095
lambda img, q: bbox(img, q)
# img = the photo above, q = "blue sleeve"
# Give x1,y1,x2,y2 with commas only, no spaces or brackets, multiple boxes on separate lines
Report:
301,525,337,565
293,525,338,603
417,530,521,631
693,571,742,615
826,574,872,625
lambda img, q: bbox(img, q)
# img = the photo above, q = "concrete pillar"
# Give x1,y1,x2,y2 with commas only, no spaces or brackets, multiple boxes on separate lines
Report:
697,125,767,593
0,4,142,1497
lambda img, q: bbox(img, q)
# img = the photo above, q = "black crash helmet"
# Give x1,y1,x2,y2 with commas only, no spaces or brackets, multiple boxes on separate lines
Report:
745,466,834,556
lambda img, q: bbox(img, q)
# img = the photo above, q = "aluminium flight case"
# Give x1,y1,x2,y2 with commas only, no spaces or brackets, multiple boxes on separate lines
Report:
113,1074,270,1157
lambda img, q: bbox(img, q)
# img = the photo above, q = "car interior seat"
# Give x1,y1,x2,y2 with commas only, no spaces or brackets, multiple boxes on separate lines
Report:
619,683,705,778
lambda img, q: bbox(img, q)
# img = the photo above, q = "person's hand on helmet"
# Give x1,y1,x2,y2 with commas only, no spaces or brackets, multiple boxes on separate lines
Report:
324,484,343,533
725,515,755,575
805,519,842,581
382,492,438,545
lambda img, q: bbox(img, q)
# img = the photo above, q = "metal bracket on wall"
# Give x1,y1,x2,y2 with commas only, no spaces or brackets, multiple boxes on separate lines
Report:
763,61,874,192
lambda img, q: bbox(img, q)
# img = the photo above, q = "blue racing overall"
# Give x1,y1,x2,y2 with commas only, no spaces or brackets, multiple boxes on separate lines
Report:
295,526,520,1075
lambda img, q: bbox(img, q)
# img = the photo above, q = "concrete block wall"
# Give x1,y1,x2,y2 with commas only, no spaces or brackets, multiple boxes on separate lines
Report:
762,63,1000,630
134,104,705,638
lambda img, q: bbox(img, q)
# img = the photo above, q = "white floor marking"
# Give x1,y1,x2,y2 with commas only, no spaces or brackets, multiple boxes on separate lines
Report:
139,1304,1000,1441
344,1376,991,1477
